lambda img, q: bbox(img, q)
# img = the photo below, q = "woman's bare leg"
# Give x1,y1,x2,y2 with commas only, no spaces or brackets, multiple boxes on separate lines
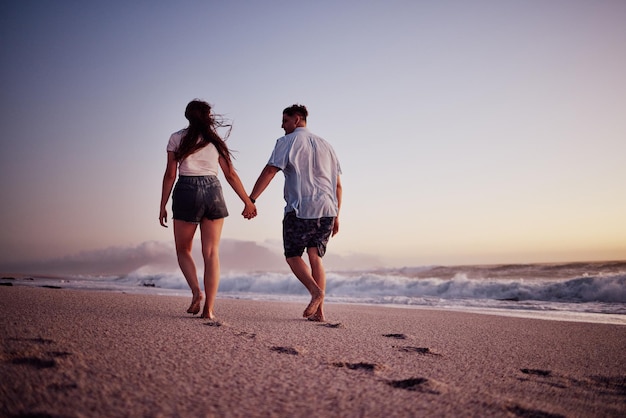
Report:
174,220,203,314
199,217,224,319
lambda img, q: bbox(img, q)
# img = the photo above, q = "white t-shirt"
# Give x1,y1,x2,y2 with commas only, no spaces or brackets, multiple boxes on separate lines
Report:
167,129,220,176
268,127,342,219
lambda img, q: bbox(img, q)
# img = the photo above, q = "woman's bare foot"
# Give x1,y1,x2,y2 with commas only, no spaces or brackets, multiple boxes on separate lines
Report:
201,303,215,320
187,293,203,315
303,290,324,318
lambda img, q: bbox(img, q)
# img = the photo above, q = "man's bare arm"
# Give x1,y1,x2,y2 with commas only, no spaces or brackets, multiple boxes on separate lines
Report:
250,165,280,202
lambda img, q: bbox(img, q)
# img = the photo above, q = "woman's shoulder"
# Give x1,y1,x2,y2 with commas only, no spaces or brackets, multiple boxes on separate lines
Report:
167,128,187,150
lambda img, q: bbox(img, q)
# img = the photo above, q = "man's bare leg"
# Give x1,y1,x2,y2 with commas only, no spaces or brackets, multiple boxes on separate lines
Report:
286,255,324,317
306,247,326,322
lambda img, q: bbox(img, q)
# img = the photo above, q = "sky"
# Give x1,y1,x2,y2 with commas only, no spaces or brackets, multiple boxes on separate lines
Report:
1,0,625,272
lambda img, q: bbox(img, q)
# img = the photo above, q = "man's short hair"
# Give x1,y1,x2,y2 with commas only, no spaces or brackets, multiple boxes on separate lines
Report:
283,104,308,121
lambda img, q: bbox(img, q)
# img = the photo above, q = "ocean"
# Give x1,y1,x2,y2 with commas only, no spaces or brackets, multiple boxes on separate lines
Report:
3,260,625,325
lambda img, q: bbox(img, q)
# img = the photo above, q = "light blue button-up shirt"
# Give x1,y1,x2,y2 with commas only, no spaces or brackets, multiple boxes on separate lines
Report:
268,127,342,219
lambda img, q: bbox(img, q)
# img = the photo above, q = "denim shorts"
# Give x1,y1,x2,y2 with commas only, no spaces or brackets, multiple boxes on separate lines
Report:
172,175,229,222
282,211,335,258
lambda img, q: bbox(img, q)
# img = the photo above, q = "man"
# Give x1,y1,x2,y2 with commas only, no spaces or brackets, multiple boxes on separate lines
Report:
250,104,342,322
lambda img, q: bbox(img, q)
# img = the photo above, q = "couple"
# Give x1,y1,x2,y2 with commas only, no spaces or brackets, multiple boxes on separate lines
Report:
159,100,342,322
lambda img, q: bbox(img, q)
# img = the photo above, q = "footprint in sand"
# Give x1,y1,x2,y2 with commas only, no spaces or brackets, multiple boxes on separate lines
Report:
507,404,565,418
11,357,57,369
6,338,72,370
204,320,226,327
270,346,303,355
521,369,626,400
48,351,73,358
585,375,626,397
518,368,568,389
383,333,408,339
332,361,384,373
520,368,551,377
386,377,446,395
394,346,441,356
319,322,344,329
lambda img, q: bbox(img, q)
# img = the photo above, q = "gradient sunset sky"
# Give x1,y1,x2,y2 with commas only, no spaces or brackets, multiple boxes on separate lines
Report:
1,0,624,269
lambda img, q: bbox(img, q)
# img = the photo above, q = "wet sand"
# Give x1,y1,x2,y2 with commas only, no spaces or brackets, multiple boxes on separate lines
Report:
1,286,625,417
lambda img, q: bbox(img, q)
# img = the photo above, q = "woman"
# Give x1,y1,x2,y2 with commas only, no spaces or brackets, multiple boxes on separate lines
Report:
159,100,256,319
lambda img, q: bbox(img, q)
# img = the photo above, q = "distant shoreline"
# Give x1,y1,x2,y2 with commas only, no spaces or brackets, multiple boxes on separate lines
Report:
2,272,626,326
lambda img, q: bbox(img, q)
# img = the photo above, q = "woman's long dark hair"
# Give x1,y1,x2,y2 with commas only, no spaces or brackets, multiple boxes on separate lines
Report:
175,100,233,166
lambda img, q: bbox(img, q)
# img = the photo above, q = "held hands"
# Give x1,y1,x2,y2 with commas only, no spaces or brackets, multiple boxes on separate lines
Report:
242,201,257,220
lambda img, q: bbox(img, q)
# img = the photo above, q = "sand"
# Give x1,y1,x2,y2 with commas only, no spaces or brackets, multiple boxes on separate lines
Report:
1,286,625,418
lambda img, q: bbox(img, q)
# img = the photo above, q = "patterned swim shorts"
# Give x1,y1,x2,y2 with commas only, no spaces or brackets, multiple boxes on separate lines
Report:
282,211,335,258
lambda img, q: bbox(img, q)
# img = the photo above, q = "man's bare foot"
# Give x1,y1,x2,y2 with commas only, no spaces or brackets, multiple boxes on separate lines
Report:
307,305,325,322
307,313,326,322
187,293,203,315
201,303,215,320
303,290,324,318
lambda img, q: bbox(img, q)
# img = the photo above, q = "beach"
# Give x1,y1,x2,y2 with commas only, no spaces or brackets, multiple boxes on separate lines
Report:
1,286,625,417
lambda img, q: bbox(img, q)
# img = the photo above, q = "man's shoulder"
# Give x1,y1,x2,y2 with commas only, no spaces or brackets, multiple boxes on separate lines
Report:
294,128,330,143
274,134,294,147
277,128,334,149
309,132,335,150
